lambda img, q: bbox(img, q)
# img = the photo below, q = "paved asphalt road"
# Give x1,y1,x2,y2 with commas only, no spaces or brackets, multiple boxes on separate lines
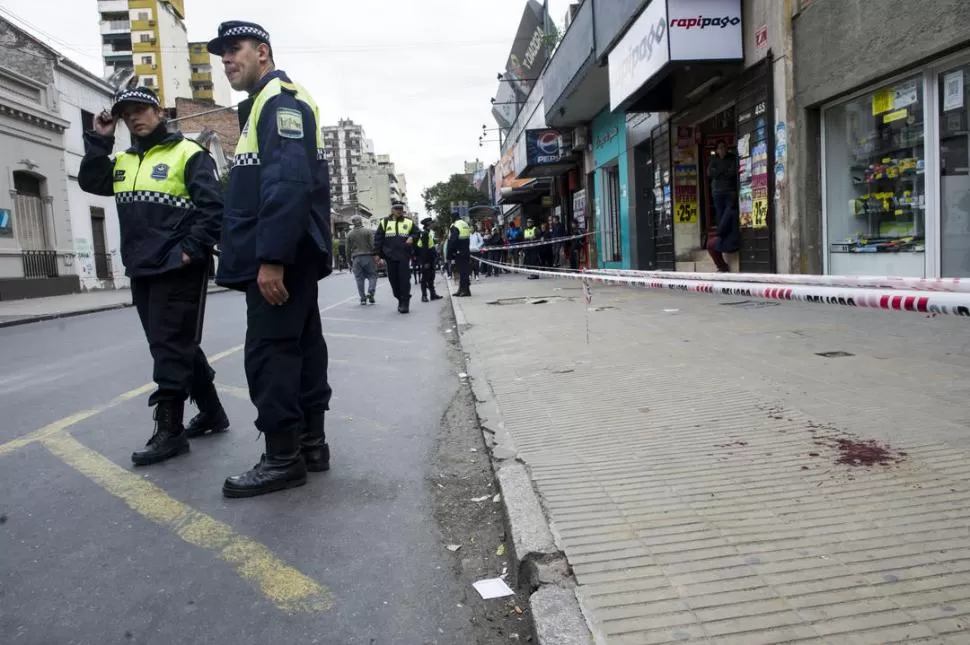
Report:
0,273,515,644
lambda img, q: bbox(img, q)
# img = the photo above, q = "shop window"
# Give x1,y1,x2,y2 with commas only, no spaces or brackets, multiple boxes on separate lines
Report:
939,64,970,277
825,75,926,272
602,165,622,263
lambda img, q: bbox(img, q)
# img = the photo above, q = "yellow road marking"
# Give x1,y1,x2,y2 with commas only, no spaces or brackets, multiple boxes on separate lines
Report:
0,295,357,456
41,433,333,613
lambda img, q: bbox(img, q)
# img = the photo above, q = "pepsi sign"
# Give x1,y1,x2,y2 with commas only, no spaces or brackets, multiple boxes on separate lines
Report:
525,129,564,166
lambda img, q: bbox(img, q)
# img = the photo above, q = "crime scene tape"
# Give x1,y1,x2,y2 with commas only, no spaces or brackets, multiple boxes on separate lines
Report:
585,267,970,293
472,257,970,319
478,230,594,253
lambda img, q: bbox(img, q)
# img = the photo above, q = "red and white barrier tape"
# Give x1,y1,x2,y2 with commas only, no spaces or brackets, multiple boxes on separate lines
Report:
585,267,970,293
473,258,970,319
478,231,593,253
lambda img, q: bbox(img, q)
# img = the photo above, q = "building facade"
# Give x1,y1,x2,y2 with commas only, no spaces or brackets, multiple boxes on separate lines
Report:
56,59,132,292
98,0,192,108
0,19,78,299
794,0,970,278
322,119,372,209
187,42,233,106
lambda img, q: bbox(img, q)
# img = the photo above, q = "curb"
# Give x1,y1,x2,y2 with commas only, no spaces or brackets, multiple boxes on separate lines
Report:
447,288,594,645
0,286,232,329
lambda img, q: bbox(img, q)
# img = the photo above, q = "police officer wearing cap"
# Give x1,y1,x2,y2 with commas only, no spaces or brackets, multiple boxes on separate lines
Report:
416,216,443,303
374,200,419,313
78,87,228,466
208,21,334,498
448,212,472,297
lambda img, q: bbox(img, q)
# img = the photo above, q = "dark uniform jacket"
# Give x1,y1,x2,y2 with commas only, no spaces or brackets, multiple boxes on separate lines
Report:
216,70,332,288
373,216,419,261
78,125,222,277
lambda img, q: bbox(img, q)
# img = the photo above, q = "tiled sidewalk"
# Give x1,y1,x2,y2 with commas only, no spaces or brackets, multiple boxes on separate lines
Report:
452,275,970,645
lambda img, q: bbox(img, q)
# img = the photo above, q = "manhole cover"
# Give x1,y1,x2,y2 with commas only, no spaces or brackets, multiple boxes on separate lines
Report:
816,351,855,358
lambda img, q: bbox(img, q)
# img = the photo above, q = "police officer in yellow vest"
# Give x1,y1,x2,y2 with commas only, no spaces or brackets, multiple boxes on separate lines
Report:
523,218,541,280
448,213,472,297
416,216,443,302
374,200,419,313
78,87,228,466
209,21,334,498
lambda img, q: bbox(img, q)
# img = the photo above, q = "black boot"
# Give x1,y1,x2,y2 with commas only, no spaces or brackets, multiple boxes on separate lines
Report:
421,292,429,302
301,411,330,472
132,400,190,466
367,291,375,304
185,381,230,438
398,298,410,314
222,429,307,498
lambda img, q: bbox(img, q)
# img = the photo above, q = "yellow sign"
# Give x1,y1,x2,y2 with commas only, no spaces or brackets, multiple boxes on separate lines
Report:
872,89,894,115
883,108,909,124
752,188,768,229
675,199,698,224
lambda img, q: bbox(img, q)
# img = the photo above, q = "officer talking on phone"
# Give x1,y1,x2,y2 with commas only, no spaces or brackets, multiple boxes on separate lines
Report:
78,87,228,466
208,21,334,499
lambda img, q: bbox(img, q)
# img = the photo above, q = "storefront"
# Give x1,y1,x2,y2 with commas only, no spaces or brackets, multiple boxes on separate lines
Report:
822,50,970,278
591,108,630,269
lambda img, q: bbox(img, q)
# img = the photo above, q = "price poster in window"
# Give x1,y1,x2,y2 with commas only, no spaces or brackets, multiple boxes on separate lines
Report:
672,143,698,224
739,185,753,228
752,186,769,229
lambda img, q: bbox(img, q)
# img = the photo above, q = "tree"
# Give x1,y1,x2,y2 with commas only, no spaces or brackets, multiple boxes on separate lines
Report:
421,174,489,238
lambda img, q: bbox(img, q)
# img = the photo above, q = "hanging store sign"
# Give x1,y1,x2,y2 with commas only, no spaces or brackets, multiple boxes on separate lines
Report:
524,129,565,165
608,0,743,112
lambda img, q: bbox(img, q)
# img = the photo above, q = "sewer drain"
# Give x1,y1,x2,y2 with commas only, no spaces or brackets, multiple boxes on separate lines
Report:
816,351,855,358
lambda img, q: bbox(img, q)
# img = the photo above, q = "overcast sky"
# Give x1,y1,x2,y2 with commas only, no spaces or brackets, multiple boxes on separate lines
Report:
0,0,573,216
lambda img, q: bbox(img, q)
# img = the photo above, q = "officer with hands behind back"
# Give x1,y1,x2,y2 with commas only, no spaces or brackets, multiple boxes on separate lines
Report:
78,87,228,467
209,21,334,499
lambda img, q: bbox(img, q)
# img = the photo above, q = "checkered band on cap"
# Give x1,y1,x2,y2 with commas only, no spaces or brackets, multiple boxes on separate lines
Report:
116,190,192,210
221,25,270,43
115,90,160,106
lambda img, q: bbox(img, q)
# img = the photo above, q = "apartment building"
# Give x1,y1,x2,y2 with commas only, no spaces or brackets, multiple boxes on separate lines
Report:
322,119,373,209
188,42,233,106
97,0,192,108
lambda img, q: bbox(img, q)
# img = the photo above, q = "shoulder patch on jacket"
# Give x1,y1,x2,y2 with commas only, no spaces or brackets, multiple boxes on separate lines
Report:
113,169,126,182
276,107,304,139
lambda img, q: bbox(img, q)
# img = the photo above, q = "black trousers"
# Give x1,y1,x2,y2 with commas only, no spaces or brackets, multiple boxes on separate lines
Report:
244,264,331,434
386,257,411,303
132,263,214,407
455,254,471,293
420,261,437,297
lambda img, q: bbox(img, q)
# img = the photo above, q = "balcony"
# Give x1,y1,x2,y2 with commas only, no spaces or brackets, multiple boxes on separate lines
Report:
98,0,129,14
193,88,213,101
191,72,211,82
100,19,130,35
103,43,133,57
133,40,158,53
542,0,609,127
130,19,155,31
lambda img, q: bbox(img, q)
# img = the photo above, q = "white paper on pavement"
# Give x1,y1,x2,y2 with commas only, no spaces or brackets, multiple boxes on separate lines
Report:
472,577,515,600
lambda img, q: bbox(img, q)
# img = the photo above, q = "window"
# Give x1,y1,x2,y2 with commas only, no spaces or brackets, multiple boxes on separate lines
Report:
143,77,155,87
141,55,153,65
825,75,926,262
602,165,622,262
139,34,151,43
137,11,149,20
80,109,94,133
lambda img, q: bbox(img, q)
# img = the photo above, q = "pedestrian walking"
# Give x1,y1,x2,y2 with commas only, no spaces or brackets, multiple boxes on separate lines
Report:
416,216,443,302
374,200,419,313
209,20,333,498
78,86,228,466
448,213,472,297
469,224,484,280
345,215,378,304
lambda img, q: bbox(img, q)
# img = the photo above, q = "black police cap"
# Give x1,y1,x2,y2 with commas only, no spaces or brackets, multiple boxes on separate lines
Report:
110,87,161,117
207,21,271,56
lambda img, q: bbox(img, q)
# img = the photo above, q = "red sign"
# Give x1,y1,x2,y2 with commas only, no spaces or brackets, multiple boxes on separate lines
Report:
755,25,768,50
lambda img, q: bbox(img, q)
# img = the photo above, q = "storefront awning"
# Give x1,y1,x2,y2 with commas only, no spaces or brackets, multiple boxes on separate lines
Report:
498,177,550,204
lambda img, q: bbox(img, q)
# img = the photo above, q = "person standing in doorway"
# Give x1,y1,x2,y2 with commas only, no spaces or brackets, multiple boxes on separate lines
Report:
345,215,377,304
209,20,333,498
78,87,228,466
709,140,738,230
374,200,419,313
707,193,740,272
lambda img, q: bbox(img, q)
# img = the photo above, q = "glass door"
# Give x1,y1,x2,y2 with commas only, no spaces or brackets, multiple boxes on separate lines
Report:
938,63,970,277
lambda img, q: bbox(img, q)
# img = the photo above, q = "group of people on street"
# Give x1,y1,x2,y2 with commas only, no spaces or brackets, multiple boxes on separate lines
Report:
79,20,332,499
